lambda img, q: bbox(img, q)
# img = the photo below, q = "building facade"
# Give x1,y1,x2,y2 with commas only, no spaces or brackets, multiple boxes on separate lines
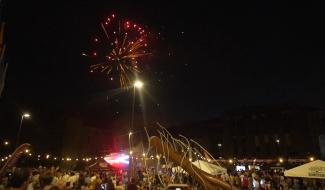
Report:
175,105,325,159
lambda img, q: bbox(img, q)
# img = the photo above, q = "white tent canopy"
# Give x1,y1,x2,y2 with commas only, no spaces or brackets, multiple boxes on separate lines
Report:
192,160,227,175
284,160,325,179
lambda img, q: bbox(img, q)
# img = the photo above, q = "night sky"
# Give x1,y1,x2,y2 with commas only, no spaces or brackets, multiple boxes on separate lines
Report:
1,1,325,150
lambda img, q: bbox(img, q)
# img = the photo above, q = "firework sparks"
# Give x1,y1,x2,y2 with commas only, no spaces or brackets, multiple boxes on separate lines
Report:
84,14,150,88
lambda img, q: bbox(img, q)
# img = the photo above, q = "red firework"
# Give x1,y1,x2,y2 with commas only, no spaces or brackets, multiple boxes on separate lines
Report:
84,14,150,88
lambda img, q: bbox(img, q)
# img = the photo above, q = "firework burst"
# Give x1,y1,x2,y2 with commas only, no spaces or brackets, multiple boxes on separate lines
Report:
84,14,150,88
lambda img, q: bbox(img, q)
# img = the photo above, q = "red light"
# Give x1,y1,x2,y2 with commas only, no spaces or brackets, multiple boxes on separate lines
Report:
133,24,137,28
112,14,115,18
105,22,108,25
93,52,97,56
94,38,98,42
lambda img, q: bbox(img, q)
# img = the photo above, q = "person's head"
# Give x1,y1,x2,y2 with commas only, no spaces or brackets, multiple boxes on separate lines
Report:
32,170,39,176
40,172,53,187
107,178,113,184
8,168,31,189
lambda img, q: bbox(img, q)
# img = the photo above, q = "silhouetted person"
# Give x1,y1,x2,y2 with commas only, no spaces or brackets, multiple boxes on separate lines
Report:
40,172,53,190
7,168,31,190
126,178,137,190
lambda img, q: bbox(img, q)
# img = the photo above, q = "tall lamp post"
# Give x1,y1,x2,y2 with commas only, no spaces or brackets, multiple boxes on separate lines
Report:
131,80,143,131
129,80,143,179
16,113,31,148
276,139,280,155
129,80,143,151
128,131,133,155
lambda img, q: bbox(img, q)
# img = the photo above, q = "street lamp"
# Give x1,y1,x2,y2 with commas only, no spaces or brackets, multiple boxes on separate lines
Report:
129,80,143,179
4,141,9,146
130,80,143,131
217,143,222,157
128,131,133,152
134,80,143,89
275,139,280,155
16,112,31,148
23,113,31,118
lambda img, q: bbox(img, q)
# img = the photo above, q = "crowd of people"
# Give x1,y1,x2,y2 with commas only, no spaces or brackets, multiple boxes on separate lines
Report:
0,166,182,190
216,170,325,190
0,167,140,190
1,166,325,190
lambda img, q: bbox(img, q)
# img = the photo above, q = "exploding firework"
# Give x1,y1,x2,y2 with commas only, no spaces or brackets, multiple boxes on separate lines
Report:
84,14,150,88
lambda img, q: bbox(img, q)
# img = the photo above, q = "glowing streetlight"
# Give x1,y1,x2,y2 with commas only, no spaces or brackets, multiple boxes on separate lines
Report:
229,159,233,164
16,112,31,148
4,141,9,146
128,130,133,159
23,113,31,118
134,80,143,89
276,139,280,144
279,158,284,163
128,131,133,144
309,157,314,161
